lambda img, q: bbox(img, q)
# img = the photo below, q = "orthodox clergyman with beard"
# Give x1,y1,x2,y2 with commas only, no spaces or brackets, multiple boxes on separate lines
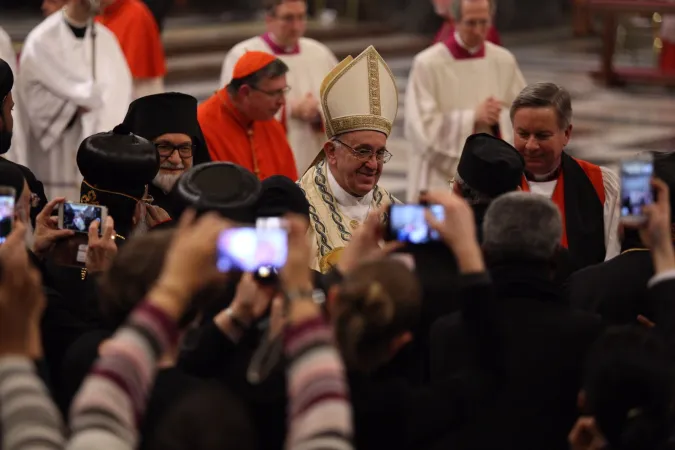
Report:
121,92,206,217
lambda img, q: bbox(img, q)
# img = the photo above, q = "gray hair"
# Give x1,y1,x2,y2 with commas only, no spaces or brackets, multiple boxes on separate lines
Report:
482,192,562,261
454,174,494,206
452,0,496,22
510,82,573,130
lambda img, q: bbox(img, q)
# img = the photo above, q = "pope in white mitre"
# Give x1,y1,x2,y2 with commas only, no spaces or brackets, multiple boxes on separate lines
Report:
297,45,400,273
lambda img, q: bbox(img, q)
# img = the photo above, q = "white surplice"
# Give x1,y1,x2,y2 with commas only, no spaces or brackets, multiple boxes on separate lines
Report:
220,35,338,175
527,166,622,261
16,12,132,201
0,26,28,167
404,34,526,201
133,77,164,101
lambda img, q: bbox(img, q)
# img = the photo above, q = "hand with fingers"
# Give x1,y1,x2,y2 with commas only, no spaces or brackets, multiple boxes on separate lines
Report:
149,210,234,322
86,216,118,274
422,190,485,273
228,273,277,327
146,204,172,229
568,416,608,450
32,197,76,258
337,206,404,275
0,221,46,358
280,215,324,324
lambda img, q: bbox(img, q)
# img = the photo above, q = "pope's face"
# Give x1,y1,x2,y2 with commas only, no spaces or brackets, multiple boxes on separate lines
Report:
456,0,491,49
266,0,307,47
512,106,572,176
243,75,288,121
325,130,388,197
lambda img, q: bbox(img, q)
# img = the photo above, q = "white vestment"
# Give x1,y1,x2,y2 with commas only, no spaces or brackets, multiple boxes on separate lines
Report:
527,166,621,261
0,26,28,166
404,36,527,201
16,13,132,201
220,35,338,174
133,77,164,101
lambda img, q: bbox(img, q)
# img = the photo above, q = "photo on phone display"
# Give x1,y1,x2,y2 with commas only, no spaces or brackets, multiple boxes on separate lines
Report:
217,227,288,273
0,194,15,244
389,204,445,244
620,157,654,222
60,203,105,233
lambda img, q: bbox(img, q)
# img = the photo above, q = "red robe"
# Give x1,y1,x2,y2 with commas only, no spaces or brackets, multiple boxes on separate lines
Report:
97,0,167,79
434,20,502,46
198,89,299,181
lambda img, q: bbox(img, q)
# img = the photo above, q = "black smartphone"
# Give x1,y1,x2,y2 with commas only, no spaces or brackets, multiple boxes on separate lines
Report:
620,154,654,226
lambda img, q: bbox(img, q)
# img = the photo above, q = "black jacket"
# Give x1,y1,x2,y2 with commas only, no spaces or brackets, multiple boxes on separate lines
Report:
431,261,604,450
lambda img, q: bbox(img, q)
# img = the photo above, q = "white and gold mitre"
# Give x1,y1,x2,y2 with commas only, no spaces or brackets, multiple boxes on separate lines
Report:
320,45,398,139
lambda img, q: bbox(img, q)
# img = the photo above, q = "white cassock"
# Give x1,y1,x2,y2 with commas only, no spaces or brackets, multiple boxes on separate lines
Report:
0,26,28,166
220,34,338,175
16,12,132,201
404,33,527,201
527,166,621,261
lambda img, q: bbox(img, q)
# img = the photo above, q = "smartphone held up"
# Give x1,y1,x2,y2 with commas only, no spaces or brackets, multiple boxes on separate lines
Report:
0,186,15,244
58,202,108,234
216,217,289,284
620,154,654,226
386,203,445,245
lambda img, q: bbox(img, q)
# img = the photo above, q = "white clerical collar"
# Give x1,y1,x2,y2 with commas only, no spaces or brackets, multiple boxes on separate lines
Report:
268,32,297,54
326,162,373,208
454,31,482,55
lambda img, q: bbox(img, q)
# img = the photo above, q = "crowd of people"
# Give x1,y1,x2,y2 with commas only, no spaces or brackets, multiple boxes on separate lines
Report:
0,0,674,449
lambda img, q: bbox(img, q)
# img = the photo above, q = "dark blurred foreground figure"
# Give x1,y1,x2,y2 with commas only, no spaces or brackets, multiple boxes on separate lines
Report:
431,192,603,450
570,326,675,450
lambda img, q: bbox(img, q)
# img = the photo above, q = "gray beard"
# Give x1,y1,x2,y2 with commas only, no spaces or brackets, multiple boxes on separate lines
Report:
153,171,183,194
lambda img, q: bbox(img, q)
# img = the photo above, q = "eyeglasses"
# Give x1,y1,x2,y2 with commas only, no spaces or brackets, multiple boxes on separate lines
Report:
334,139,392,164
155,142,195,159
250,85,291,98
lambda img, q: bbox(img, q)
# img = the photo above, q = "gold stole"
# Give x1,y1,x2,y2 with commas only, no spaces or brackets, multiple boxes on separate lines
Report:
297,159,399,273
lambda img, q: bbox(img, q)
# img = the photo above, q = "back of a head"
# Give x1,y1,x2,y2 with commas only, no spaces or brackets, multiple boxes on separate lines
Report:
456,133,525,204
77,126,159,238
483,191,562,262
147,384,257,450
97,229,176,329
170,162,262,223
334,259,422,372
256,175,309,219
584,326,674,450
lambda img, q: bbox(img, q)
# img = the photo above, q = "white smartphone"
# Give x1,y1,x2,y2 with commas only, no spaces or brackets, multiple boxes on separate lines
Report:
58,202,108,234
0,186,16,244
620,153,654,226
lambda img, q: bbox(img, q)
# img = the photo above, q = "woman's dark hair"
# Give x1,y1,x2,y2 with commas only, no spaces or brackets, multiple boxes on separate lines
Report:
97,229,211,330
147,384,257,450
333,259,421,372
583,325,674,450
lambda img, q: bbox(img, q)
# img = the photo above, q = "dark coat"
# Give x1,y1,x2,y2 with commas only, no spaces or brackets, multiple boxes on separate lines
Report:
430,261,604,450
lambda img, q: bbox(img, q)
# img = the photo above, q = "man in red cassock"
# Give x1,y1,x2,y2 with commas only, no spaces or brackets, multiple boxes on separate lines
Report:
432,0,501,45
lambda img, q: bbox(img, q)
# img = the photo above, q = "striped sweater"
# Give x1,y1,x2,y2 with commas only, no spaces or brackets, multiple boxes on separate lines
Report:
284,316,353,450
0,301,353,450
